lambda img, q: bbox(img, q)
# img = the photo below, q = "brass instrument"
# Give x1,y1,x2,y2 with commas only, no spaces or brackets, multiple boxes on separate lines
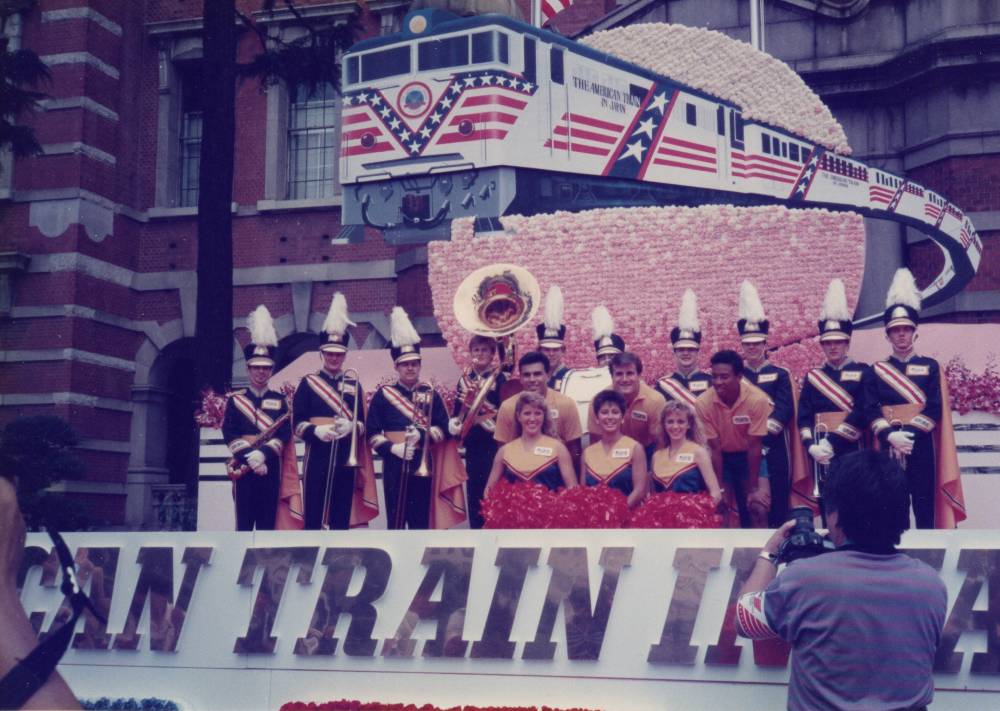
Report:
813,423,829,527
395,382,435,529
226,411,291,481
321,368,360,530
889,418,908,471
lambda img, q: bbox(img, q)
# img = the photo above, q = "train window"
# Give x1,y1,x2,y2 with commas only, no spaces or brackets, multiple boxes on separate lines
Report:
789,144,799,162
781,141,788,158
735,114,744,141
418,36,469,71
551,47,564,84
717,106,725,135
361,45,411,81
762,133,771,154
523,37,536,83
686,103,696,126
471,31,509,64
345,56,359,86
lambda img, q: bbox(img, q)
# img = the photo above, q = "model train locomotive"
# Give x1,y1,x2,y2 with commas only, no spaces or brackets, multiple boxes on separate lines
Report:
338,9,981,311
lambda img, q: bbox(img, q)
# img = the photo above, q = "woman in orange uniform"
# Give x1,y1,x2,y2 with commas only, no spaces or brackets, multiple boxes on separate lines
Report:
651,401,723,505
582,390,648,507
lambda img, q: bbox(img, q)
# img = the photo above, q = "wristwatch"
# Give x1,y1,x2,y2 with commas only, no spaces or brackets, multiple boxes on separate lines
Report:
758,551,779,566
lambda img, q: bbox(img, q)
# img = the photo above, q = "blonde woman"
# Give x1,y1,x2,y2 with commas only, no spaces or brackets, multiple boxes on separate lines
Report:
651,400,723,506
485,391,577,495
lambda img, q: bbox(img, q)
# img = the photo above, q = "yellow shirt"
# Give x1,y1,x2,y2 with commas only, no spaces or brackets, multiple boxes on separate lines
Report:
587,382,666,447
693,380,771,453
494,388,584,444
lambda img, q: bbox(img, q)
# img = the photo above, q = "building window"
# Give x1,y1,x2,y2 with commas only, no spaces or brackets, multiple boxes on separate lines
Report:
177,62,203,207
287,82,338,200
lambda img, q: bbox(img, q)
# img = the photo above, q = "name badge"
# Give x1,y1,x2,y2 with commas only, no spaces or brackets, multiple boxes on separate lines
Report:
534,446,554,457
675,453,695,464
689,381,709,391
631,410,648,421
906,364,930,376
549,408,560,419
262,398,282,410
612,448,631,459
840,370,861,382
758,373,778,384
732,415,751,425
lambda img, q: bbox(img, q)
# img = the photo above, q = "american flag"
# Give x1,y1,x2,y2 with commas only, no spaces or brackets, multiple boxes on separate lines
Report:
545,113,626,157
788,147,824,200
924,202,942,220
650,136,718,175
869,185,895,206
541,0,574,24
733,150,800,185
602,83,679,180
341,69,536,159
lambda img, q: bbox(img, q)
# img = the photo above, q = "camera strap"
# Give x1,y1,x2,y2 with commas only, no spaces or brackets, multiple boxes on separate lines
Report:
0,529,105,710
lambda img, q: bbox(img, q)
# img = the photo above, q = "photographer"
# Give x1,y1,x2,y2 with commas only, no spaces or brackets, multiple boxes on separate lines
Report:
735,450,946,711
0,476,79,709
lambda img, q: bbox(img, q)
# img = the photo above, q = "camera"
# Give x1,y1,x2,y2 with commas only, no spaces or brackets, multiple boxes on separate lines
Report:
776,506,835,563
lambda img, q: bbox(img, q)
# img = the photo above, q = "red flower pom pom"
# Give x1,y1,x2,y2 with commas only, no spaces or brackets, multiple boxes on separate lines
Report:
547,486,630,529
481,479,558,528
627,492,722,529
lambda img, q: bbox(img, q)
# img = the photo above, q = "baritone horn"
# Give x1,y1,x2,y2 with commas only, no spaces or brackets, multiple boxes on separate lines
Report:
451,263,541,437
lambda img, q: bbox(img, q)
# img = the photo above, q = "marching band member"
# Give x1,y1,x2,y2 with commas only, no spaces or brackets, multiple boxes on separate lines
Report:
865,269,965,528
656,289,712,407
448,335,505,529
592,305,625,367
494,351,583,467
292,294,376,530
586,352,666,456
538,285,572,391
694,350,772,528
366,307,462,530
650,401,723,506
223,305,294,531
485,391,578,495
582,389,648,507
736,280,798,527
797,279,870,498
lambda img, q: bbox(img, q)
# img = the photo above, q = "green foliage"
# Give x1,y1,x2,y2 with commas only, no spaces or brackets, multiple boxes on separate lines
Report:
0,415,90,530
238,0,361,95
0,0,49,158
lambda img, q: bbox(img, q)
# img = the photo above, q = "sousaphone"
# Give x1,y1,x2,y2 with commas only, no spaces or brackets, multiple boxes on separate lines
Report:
452,264,540,435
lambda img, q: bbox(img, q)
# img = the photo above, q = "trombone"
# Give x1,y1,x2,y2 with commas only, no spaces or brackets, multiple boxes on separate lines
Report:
813,422,830,527
395,382,435,529
321,368,361,530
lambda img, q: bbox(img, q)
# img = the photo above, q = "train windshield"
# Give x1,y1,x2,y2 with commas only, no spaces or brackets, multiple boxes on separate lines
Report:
418,31,509,71
351,44,411,84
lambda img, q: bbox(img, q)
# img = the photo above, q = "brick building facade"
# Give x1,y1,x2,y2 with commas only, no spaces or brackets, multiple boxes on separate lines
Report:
1,0,998,528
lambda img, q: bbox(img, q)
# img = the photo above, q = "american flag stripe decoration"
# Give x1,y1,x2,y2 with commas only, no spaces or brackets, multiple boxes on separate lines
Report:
541,0,574,23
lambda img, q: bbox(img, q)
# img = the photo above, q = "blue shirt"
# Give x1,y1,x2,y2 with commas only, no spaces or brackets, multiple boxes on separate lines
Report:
764,549,947,710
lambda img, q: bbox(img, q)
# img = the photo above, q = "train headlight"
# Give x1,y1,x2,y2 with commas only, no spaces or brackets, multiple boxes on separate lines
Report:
408,14,428,34
360,133,375,148
458,120,473,136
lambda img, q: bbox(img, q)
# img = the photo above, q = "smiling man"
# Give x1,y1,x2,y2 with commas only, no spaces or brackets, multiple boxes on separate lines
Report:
587,352,666,455
656,289,712,407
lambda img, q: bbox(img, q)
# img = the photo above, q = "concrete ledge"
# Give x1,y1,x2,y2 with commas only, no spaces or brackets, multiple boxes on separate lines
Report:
0,392,133,412
42,8,122,36
256,196,343,212
77,438,133,453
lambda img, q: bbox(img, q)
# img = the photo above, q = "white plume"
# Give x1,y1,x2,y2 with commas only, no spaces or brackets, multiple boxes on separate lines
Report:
819,279,851,321
544,285,564,330
322,292,355,336
247,305,277,347
390,306,421,348
591,305,615,340
739,280,766,322
885,268,921,310
677,289,700,332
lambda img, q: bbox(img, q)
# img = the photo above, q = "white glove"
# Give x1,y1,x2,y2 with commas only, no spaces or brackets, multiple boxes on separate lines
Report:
390,442,416,461
888,430,915,455
333,417,353,439
481,418,496,433
448,417,462,436
246,450,267,475
405,428,422,446
808,441,833,464
314,424,337,442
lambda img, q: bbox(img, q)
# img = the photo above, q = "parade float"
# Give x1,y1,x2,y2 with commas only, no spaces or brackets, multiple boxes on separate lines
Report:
19,9,999,711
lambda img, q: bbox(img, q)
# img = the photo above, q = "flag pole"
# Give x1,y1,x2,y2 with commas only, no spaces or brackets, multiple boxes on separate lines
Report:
532,0,542,28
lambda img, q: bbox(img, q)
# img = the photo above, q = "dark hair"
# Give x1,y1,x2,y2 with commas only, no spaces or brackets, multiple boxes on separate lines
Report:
592,389,627,415
518,350,550,374
609,351,643,375
469,335,498,352
824,450,910,547
710,349,744,375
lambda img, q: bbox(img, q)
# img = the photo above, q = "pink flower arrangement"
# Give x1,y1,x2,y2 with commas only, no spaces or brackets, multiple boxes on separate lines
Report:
429,205,865,380
945,355,1000,416
194,388,228,429
582,23,851,154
